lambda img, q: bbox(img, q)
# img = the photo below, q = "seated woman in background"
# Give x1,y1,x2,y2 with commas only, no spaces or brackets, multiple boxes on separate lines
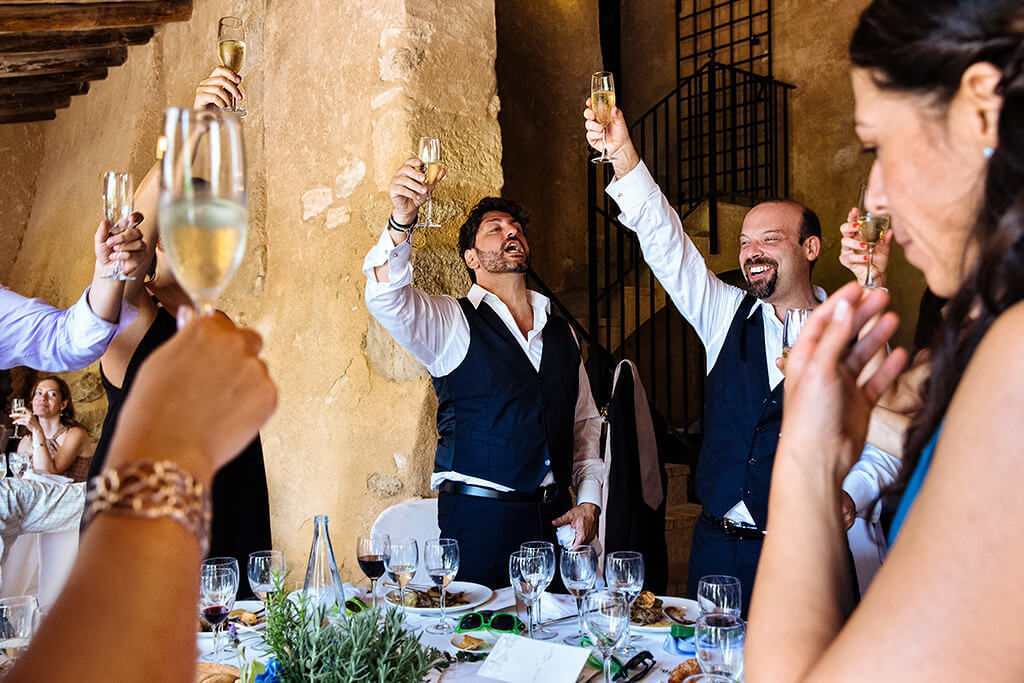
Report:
12,376,93,481
747,0,1024,680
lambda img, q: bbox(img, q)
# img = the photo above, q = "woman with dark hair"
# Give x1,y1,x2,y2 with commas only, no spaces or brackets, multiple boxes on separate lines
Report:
746,0,1024,679
11,376,93,480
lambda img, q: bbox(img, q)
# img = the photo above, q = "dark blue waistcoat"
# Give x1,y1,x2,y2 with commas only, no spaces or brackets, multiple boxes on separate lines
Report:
695,294,784,528
431,298,580,492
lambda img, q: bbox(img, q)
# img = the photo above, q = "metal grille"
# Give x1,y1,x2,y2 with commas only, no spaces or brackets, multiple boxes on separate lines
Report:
678,0,772,81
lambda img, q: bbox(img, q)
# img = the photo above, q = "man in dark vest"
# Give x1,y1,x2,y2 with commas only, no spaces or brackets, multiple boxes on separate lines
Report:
363,159,604,589
583,103,892,614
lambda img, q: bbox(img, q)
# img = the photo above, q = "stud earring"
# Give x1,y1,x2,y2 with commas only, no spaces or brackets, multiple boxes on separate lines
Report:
983,146,994,159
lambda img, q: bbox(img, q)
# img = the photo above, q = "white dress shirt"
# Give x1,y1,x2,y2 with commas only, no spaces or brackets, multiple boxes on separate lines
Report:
0,478,85,587
363,229,604,507
607,161,900,524
0,286,137,371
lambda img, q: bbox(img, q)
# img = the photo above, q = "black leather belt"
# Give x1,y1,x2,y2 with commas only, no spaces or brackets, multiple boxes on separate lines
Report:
438,480,560,504
701,510,766,541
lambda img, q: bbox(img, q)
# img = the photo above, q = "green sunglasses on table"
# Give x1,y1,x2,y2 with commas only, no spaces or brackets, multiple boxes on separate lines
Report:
455,610,526,634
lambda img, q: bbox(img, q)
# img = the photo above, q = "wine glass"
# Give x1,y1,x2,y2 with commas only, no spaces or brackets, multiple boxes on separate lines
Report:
605,550,644,654
199,563,238,662
590,71,617,164
858,212,890,291
100,172,135,281
158,107,248,317
217,16,247,117
8,453,25,479
414,137,443,229
385,538,418,617
560,545,598,645
509,550,547,639
696,575,742,617
0,595,38,662
356,534,390,609
10,398,25,439
782,308,812,362
247,550,285,611
520,541,556,640
695,613,745,678
582,589,629,683
424,538,459,635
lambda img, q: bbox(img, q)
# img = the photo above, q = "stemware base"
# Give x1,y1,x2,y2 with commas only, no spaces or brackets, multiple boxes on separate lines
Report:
222,105,248,118
426,620,456,635
532,626,557,640
590,155,617,164
864,283,889,292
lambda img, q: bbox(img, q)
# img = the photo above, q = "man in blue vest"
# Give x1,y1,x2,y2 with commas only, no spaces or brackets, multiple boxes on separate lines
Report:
363,159,604,589
583,103,893,613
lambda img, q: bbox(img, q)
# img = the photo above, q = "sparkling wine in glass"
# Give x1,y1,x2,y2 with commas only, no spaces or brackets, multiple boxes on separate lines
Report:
425,538,459,635
159,108,248,317
100,172,135,281
217,16,247,117
356,534,390,609
591,71,617,164
560,545,598,645
200,563,238,663
695,613,745,678
10,399,24,439
582,589,629,683
415,137,443,229
0,595,38,662
520,541,557,640
605,550,644,654
247,550,285,610
782,308,812,362
697,574,742,617
385,538,418,617
509,550,547,639
858,212,890,291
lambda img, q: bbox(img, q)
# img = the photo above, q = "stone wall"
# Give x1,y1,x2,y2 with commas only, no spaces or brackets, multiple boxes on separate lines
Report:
0,0,502,586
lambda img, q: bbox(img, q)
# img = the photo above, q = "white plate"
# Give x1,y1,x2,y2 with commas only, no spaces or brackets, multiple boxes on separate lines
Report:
384,581,494,615
630,596,699,633
198,599,266,640
449,631,497,653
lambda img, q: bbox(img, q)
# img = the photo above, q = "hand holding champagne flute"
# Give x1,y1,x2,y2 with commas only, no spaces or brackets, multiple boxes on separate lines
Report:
217,17,247,117
590,71,617,164
855,183,890,291
100,172,136,281
415,137,444,229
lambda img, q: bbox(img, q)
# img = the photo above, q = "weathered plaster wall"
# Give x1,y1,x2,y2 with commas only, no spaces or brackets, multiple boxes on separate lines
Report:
0,0,502,586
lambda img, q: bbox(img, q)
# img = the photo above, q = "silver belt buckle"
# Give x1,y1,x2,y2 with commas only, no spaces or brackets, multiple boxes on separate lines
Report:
542,486,556,504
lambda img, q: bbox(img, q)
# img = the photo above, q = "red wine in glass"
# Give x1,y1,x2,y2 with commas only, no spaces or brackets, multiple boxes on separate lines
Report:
358,554,387,580
356,535,391,609
203,605,230,627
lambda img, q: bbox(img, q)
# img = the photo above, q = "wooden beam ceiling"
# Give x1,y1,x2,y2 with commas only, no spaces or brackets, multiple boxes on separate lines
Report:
0,1,193,123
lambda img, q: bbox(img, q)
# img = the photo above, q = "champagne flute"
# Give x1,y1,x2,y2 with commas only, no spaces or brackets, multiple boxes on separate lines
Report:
424,538,459,634
247,550,285,611
520,541,557,640
509,551,546,639
217,16,247,117
200,564,238,662
356,534,390,609
858,212,890,291
582,589,629,683
158,108,248,317
782,308,812,362
590,71,617,164
0,595,38,662
695,613,745,678
385,538,418,617
100,172,135,281
10,399,24,439
605,551,644,655
415,137,443,229
560,545,598,645
696,574,741,617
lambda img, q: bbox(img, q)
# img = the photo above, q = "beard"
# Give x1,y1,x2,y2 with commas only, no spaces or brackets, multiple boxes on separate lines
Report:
743,256,779,299
476,241,530,275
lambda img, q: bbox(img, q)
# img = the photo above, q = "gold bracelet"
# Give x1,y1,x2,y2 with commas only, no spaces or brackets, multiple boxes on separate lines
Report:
84,460,212,556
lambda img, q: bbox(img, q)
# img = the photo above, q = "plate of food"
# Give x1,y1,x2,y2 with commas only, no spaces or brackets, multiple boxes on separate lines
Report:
449,631,498,653
628,591,699,633
198,599,266,639
384,581,493,615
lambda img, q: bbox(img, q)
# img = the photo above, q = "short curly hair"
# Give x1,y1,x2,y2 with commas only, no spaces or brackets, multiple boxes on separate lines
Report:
457,197,530,283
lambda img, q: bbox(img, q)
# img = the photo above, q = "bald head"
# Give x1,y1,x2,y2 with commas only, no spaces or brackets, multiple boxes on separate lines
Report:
738,200,821,302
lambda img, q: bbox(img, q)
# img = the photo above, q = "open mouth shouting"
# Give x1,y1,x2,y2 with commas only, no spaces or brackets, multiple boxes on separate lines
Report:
504,239,526,257
745,260,777,282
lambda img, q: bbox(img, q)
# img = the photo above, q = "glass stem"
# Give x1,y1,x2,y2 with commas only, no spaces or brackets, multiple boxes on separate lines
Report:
601,127,608,161
425,198,433,227
213,624,220,661
400,586,406,618
603,653,614,683
866,244,876,287
528,601,535,639
575,595,584,639
439,584,447,627
370,578,377,609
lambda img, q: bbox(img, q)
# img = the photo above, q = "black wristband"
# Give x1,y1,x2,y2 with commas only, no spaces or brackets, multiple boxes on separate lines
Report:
388,214,416,233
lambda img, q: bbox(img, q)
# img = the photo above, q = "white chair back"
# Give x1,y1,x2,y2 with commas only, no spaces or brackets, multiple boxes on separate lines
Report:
370,498,440,586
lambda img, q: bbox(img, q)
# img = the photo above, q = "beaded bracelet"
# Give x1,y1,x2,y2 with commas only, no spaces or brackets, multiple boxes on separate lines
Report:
84,460,212,556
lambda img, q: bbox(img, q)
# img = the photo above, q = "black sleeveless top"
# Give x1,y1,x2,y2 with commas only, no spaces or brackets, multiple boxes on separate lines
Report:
91,306,272,596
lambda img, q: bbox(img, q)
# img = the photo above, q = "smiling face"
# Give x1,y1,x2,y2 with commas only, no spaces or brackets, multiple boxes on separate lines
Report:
738,201,817,303
852,67,990,298
31,379,68,420
464,210,530,279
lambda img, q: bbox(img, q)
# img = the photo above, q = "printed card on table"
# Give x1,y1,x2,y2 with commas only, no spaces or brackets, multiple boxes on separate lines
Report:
477,634,590,683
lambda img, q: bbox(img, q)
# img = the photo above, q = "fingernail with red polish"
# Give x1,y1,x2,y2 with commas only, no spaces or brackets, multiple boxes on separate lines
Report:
860,242,866,248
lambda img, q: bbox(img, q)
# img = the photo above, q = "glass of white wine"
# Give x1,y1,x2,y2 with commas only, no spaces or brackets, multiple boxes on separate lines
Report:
385,538,418,618
0,595,38,663
424,538,459,635
217,16,247,117
859,212,890,291
158,108,248,317
591,71,617,164
100,171,135,281
782,308,812,363
415,137,443,230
